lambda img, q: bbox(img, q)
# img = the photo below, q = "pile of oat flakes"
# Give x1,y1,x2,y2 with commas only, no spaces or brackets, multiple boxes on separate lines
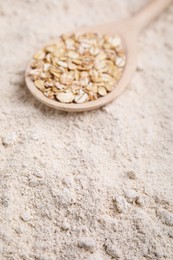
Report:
29,33,126,103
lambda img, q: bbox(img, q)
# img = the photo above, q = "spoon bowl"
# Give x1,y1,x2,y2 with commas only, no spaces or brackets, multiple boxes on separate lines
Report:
25,0,172,112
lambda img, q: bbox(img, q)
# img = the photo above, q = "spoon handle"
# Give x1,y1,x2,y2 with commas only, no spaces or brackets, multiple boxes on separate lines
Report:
131,0,173,34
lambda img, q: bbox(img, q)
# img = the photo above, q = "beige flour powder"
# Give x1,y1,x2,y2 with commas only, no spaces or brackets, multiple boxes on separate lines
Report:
0,0,173,259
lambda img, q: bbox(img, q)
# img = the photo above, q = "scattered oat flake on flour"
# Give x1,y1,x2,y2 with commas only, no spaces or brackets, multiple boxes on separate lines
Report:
78,237,95,252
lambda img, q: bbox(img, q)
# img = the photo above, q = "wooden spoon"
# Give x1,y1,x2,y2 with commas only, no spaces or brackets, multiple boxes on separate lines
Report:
25,0,172,112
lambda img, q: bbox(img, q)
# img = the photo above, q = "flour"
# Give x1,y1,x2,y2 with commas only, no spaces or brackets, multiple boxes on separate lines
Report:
0,0,173,259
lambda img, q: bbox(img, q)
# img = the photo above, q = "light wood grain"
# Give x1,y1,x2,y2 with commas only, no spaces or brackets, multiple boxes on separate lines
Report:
25,0,173,112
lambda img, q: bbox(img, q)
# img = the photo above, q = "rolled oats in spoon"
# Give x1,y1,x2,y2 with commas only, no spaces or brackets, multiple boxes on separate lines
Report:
29,33,126,104
26,1,172,112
